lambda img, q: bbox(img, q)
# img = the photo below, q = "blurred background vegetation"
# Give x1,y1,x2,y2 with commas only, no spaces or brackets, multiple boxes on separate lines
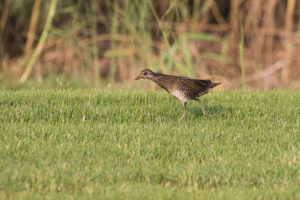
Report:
0,0,300,89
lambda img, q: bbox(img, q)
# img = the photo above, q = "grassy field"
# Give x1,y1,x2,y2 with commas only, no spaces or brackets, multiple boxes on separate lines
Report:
0,89,299,199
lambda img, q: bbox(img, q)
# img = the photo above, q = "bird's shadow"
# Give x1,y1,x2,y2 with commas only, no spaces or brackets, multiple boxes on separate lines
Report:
188,104,234,118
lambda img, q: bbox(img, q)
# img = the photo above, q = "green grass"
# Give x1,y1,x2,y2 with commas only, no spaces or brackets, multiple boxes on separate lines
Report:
0,90,299,199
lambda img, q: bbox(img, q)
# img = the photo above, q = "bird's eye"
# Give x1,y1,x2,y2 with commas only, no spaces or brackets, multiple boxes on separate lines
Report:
143,72,147,76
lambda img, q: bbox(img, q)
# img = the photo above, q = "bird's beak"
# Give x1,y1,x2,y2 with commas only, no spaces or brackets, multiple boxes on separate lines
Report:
135,75,142,80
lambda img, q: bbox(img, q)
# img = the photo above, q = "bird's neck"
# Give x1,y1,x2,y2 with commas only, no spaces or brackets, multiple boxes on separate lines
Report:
149,73,169,92
151,73,165,81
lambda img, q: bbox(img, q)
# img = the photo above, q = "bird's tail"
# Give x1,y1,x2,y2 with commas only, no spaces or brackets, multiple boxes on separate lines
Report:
209,82,221,89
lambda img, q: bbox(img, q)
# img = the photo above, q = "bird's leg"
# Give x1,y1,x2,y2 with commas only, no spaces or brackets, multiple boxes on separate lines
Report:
197,99,206,115
179,101,187,121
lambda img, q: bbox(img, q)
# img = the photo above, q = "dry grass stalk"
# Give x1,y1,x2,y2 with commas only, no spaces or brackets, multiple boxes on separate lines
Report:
282,0,296,85
25,0,41,53
0,0,10,31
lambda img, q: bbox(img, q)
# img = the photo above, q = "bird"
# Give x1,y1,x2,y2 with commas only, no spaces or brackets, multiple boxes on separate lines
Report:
135,69,221,120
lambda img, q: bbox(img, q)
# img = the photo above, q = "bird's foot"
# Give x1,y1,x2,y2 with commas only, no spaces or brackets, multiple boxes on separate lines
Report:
179,113,186,121
197,100,207,116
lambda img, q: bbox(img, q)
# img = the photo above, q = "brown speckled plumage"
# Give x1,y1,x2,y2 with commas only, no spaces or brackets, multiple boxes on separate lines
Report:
135,69,220,120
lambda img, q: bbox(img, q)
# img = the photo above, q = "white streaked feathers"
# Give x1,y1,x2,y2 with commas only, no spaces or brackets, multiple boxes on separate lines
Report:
170,90,189,102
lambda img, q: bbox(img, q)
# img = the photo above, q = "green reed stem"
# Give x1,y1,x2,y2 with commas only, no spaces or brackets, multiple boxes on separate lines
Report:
19,0,58,83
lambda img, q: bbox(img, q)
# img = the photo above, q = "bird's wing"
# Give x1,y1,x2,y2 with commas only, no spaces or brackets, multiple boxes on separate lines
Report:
178,78,213,97
179,78,212,87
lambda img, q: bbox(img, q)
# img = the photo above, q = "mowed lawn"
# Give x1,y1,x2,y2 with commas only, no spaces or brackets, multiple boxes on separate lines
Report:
0,90,299,199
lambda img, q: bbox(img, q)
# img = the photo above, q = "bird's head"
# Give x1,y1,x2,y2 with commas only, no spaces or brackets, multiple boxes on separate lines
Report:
135,69,155,80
